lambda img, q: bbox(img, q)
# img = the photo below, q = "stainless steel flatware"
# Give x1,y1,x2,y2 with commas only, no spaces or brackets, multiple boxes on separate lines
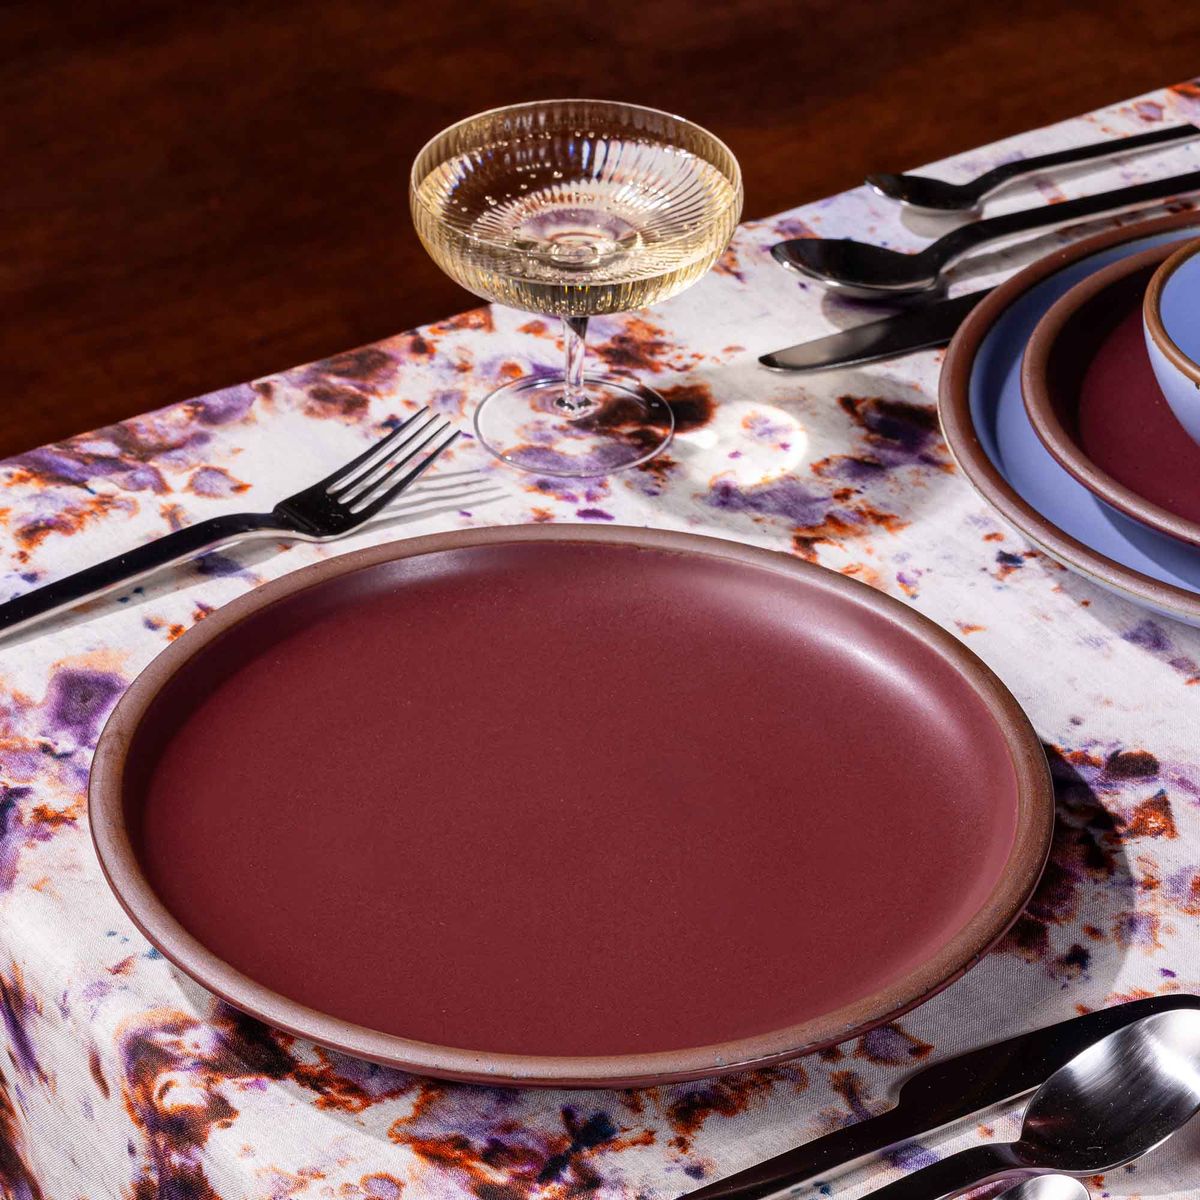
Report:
995,1179,1089,1200
0,407,459,638
686,992,1200,1200
772,168,1200,297
868,123,1199,212
857,1007,1200,1200
759,288,992,371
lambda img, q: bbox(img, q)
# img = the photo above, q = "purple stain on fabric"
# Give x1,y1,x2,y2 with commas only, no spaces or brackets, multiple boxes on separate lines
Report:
1122,620,1172,653
576,508,614,521
188,467,245,499
0,969,45,1082
0,786,32,892
1114,910,1159,947
13,447,120,487
196,553,244,577
364,1179,404,1200
192,384,257,425
707,477,829,526
43,669,126,746
118,465,168,494
886,1141,938,1171
536,1109,619,1184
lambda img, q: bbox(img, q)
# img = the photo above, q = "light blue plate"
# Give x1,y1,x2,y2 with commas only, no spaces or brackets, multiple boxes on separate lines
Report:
959,223,1200,625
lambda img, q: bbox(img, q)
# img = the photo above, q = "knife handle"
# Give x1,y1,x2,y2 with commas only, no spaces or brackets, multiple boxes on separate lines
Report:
688,1107,914,1200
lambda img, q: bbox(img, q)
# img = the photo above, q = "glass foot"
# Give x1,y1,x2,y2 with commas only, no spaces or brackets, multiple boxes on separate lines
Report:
473,374,675,477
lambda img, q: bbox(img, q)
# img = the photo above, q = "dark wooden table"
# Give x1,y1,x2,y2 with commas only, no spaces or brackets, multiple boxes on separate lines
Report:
5,0,1200,457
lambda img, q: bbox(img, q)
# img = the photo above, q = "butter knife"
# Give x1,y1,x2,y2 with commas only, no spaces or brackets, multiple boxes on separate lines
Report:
685,992,1200,1200
758,288,992,372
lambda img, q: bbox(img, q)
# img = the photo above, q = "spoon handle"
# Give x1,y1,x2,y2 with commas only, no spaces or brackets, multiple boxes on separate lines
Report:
929,169,1200,268
966,124,1199,202
857,1142,1026,1200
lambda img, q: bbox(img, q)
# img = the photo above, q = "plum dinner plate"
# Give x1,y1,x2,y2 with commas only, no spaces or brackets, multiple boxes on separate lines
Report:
1023,242,1200,548
90,525,1052,1087
941,211,1200,626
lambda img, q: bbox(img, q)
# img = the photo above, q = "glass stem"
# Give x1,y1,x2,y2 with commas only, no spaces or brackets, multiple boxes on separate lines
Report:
559,316,590,414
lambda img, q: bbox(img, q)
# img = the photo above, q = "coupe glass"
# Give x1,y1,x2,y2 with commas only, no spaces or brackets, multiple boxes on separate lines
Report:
410,99,742,476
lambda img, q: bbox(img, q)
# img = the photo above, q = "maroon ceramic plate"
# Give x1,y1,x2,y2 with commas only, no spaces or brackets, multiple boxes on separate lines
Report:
1023,242,1200,547
90,525,1052,1087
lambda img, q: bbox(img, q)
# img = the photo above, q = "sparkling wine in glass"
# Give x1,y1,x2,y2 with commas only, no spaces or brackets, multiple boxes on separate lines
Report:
411,100,742,476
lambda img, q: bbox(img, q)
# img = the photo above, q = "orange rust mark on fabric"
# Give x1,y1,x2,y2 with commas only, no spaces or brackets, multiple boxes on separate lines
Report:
956,622,986,635
1172,871,1200,914
636,453,678,486
713,244,741,277
592,316,673,374
665,1073,782,1152
840,563,882,590
656,384,714,433
517,320,549,335
15,494,129,549
1105,749,1159,778
429,308,494,334
89,1047,111,1098
791,502,907,561
306,384,370,417
285,1048,414,1114
29,803,78,829
1123,792,1177,839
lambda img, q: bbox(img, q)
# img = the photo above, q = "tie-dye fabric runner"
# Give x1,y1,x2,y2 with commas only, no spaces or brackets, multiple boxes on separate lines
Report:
4,83,1200,1200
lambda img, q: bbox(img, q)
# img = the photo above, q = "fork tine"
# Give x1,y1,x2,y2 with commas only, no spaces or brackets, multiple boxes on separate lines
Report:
351,428,461,517
330,412,444,500
344,420,453,509
314,407,433,493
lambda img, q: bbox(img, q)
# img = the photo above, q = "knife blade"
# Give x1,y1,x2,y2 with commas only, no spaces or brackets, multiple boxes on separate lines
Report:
758,288,993,372
685,992,1200,1200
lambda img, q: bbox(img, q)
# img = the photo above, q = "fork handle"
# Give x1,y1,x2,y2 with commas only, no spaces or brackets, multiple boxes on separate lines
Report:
0,511,280,638
930,168,1200,266
968,123,1199,200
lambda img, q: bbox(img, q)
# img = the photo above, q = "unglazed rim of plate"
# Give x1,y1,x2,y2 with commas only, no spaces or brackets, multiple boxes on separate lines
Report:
89,524,1052,1087
940,209,1200,623
1021,241,1200,549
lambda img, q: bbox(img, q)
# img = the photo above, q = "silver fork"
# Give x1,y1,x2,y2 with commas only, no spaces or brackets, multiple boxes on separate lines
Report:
0,407,459,638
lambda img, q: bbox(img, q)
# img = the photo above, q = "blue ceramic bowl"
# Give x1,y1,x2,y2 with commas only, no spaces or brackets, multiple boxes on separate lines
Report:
1144,238,1200,446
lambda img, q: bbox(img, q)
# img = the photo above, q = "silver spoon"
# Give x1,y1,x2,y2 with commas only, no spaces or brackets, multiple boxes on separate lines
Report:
993,1179,1089,1200
771,168,1200,297
856,1008,1200,1200
866,123,1199,213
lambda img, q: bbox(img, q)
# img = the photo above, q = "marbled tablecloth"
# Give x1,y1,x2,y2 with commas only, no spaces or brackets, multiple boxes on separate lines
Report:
5,82,1200,1200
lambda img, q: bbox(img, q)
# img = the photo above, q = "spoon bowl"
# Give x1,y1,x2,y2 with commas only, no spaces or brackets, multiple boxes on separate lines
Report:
1016,1006,1200,1172
995,1178,1089,1200
867,172,979,213
860,1008,1200,1200
771,238,941,296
